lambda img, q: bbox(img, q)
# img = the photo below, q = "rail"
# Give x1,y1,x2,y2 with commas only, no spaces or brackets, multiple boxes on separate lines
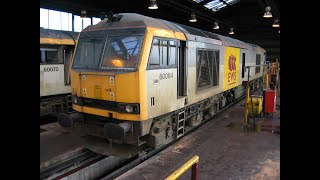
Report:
40,149,106,179
165,155,199,180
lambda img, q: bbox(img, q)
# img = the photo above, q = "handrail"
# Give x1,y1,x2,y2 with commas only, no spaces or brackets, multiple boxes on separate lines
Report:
165,155,199,180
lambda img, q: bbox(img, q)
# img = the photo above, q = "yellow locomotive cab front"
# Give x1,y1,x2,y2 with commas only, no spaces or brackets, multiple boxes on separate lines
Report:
57,21,153,154
70,28,146,120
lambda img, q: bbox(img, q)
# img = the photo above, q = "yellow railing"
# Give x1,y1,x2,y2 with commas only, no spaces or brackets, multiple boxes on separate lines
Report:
165,155,199,180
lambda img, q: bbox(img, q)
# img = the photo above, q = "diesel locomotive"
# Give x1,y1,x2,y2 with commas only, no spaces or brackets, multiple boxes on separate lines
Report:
58,13,265,157
40,28,78,117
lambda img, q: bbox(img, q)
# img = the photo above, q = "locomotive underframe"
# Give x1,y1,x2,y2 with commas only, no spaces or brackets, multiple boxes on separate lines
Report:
40,94,73,117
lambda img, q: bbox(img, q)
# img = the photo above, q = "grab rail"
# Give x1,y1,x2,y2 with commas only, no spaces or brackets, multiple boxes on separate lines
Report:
165,155,199,180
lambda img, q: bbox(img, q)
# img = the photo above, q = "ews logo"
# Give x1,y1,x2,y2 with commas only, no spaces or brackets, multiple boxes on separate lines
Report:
228,55,236,71
228,54,236,83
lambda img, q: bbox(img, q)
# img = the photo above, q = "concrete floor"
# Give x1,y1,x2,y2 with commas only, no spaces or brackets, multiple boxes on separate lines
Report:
117,93,280,180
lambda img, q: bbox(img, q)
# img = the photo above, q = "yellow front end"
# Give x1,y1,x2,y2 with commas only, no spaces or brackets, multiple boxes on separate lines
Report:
70,70,147,121
61,23,186,153
69,25,182,122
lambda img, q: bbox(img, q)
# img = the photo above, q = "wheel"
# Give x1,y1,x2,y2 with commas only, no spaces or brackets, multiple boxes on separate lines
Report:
209,106,215,116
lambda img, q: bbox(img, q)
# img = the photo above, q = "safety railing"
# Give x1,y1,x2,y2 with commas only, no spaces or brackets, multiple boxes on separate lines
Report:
165,155,199,180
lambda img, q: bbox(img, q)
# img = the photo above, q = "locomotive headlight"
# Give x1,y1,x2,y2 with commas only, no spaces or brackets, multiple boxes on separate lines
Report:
125,105,133,113
118,103,139,114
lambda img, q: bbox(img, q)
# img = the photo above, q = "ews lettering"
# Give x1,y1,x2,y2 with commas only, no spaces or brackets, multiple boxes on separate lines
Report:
228,55,237,83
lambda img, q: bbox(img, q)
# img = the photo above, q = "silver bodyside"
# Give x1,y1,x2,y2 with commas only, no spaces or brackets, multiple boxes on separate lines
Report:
145,38,265,119
40,64,70,97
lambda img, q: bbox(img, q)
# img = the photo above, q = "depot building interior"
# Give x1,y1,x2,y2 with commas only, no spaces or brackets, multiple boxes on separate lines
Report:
40,0,280,179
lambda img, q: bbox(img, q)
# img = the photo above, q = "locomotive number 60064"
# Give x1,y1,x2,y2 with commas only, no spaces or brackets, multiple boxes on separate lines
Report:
159,73,173,80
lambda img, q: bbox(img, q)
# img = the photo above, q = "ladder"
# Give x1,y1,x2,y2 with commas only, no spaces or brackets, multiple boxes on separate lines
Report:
177,111,186,138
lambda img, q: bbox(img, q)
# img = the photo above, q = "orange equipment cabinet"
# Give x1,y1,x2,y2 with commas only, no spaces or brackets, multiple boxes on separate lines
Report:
264,90,276,113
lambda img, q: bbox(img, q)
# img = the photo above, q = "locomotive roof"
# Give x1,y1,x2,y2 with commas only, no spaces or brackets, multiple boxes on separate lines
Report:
85,13,264,52
40,27,79,41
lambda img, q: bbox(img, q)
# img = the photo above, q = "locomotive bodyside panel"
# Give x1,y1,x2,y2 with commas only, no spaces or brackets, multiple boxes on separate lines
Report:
144,27,187,119
40,64,70,96
185,41,224,106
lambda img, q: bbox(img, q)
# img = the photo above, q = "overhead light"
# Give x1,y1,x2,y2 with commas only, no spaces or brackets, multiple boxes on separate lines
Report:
148,0,158,9
189,12,197,22
229,28,234,34
80,10,87,18
272,18,280,27
264,12,272,18
263,6,272,18
213,22,219,29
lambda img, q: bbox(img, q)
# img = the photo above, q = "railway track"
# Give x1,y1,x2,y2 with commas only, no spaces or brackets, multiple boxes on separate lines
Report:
40,148,106,179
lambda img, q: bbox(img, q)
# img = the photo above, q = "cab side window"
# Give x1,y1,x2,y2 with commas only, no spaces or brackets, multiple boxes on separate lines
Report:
149,39,160,66
40,45,62,64
148,38,177,68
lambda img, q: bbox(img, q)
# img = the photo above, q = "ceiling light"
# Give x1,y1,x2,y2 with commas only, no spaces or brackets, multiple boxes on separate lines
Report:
213,22,219,29
272,19,280,27
148,0,158,9
80,10,87,18
229,28,234,34
189,12,197,22
263,6,272,18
